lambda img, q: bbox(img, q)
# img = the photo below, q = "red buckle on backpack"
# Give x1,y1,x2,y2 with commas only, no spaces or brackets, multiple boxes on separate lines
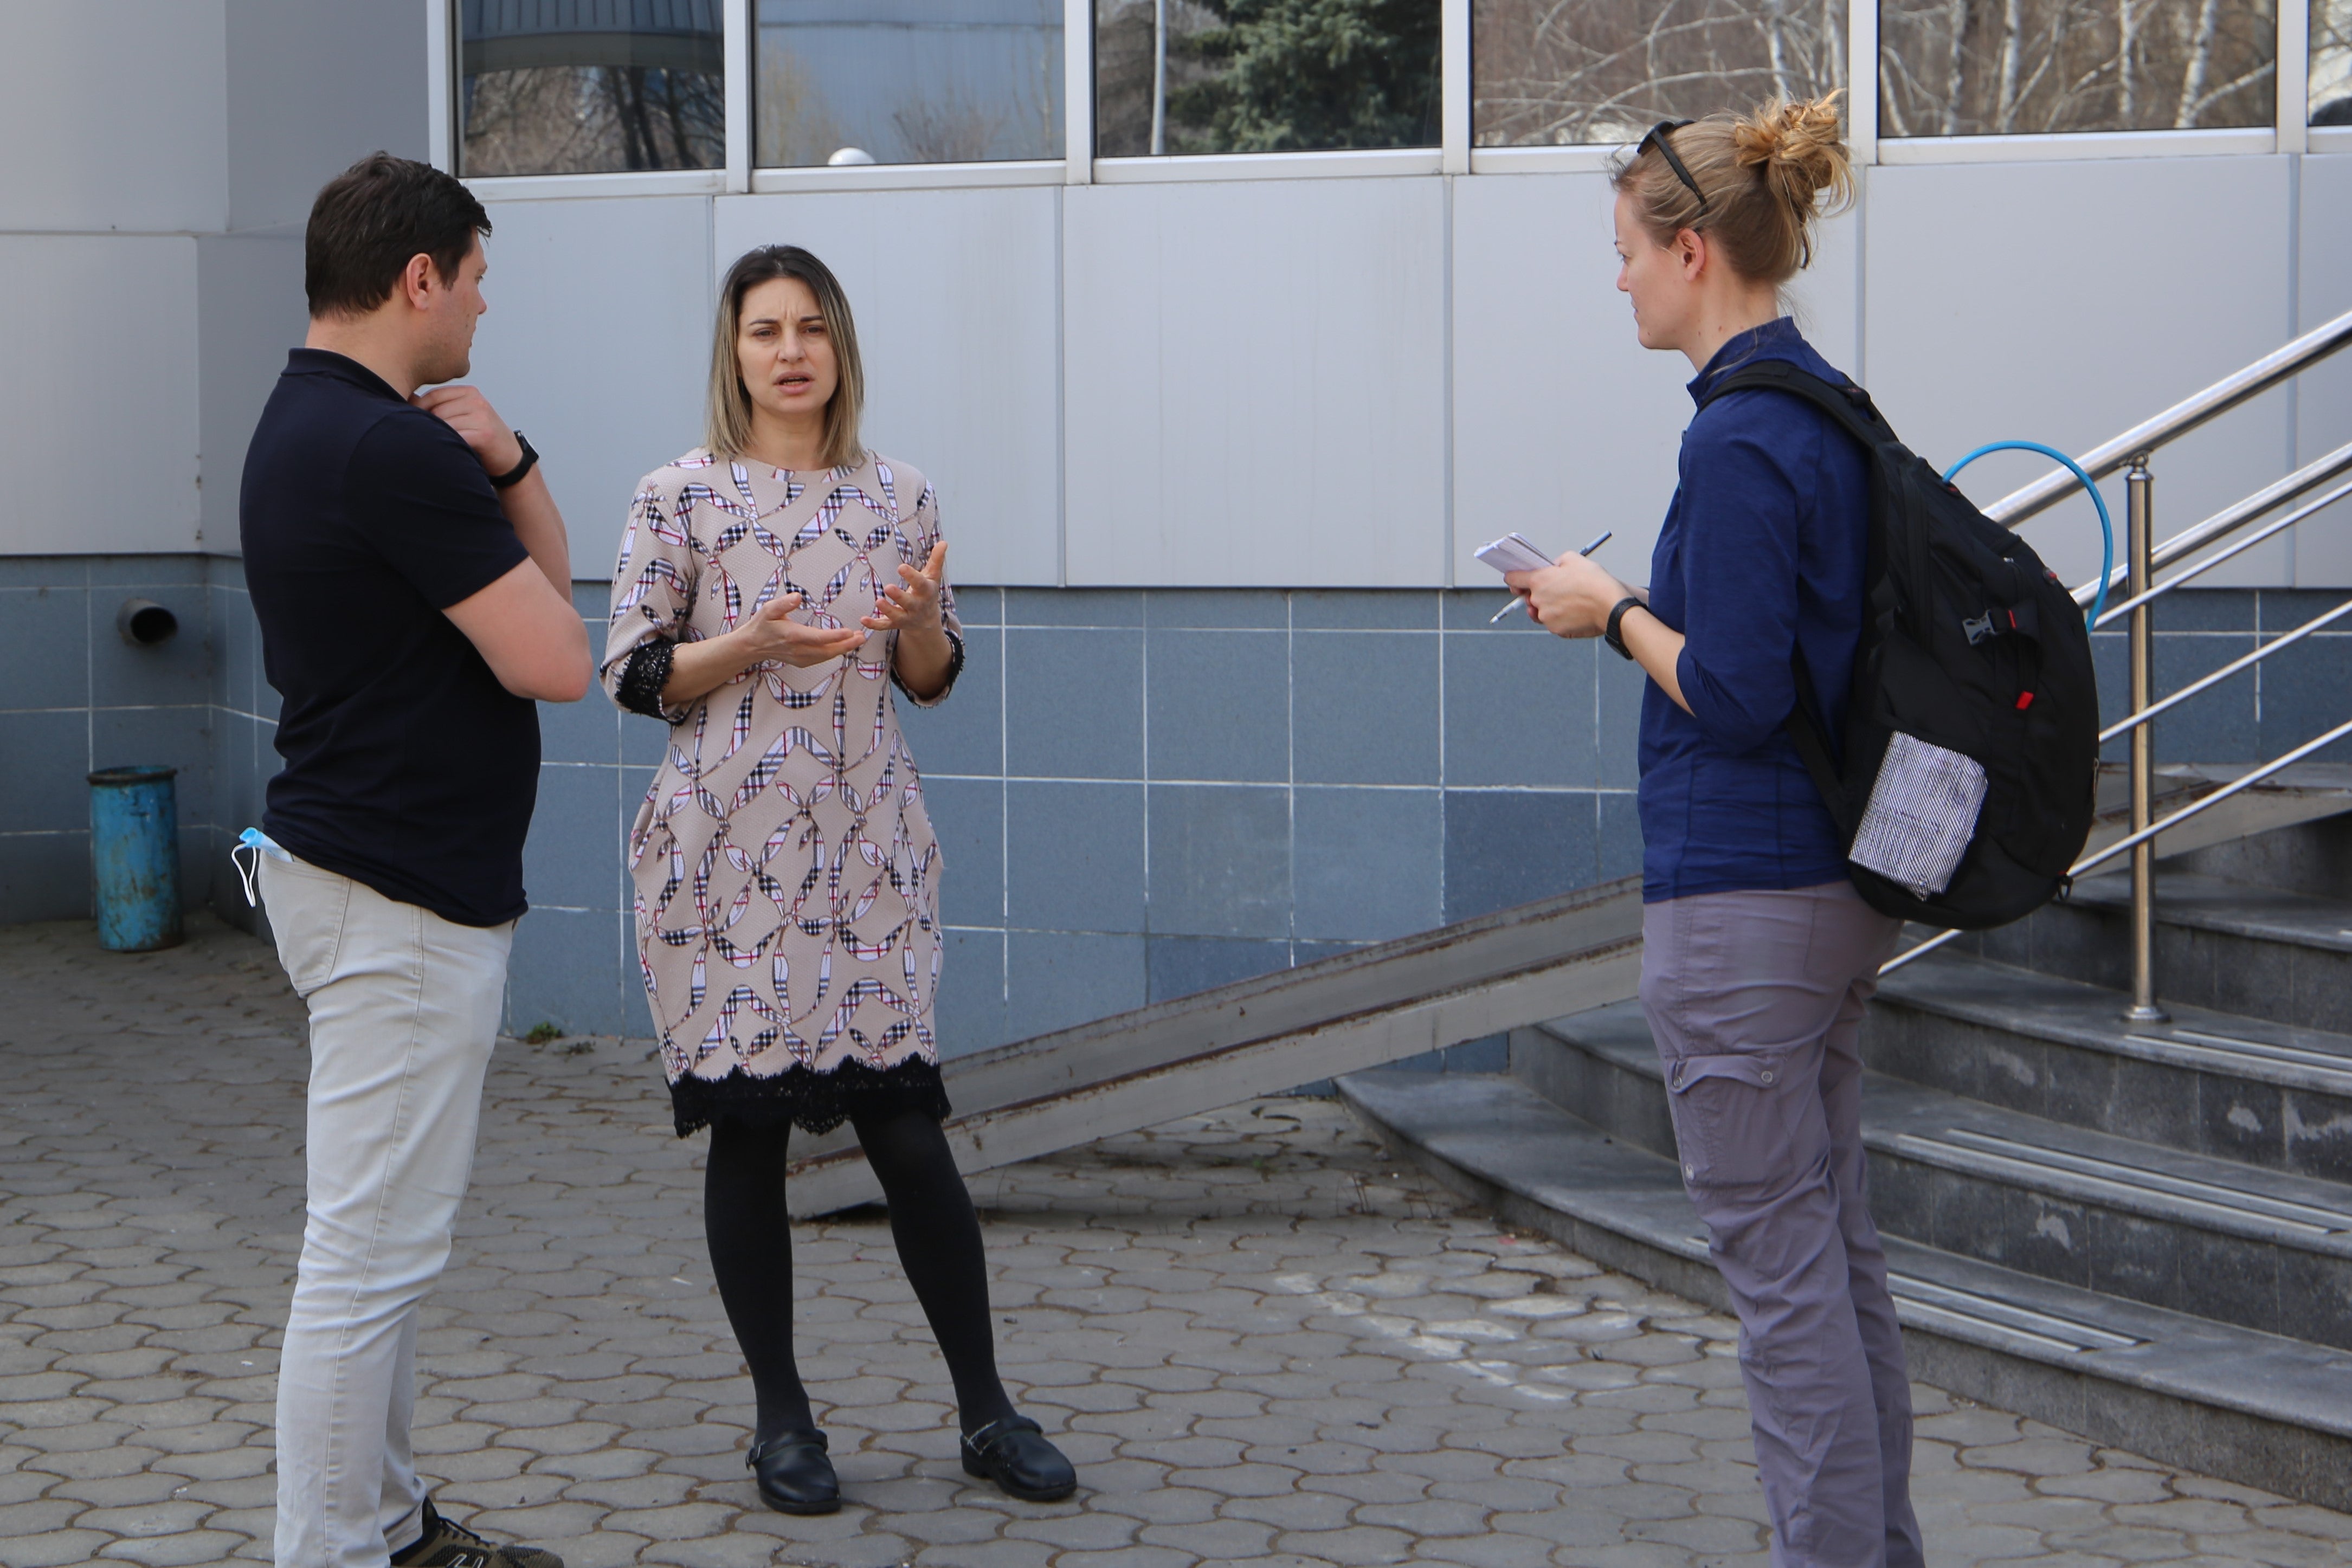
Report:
2016,692,2035,711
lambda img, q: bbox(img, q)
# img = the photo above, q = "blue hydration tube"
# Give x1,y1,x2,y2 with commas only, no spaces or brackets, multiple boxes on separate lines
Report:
1942,441,2113,625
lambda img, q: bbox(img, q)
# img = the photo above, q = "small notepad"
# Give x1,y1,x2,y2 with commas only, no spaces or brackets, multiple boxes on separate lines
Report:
1474,533,1555,576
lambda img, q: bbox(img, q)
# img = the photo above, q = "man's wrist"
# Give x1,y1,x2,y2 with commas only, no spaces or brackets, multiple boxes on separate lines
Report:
488,430,537,488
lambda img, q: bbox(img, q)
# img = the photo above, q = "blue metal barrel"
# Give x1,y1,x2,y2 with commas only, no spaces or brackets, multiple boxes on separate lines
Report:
88,765,183,952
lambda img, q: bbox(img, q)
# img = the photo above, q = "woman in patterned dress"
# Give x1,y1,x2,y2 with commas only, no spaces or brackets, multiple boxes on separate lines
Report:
602,246,1074,1514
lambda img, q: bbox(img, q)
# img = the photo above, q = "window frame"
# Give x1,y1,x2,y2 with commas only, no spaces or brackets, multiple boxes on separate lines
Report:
430,0,2341,196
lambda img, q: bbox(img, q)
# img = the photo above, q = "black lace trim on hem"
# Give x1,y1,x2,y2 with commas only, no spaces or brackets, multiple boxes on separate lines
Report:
669,1056,951,1138
891,625,965,708
616,638,678,720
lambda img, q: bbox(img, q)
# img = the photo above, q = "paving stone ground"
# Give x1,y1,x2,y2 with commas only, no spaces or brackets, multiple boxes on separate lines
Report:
7,914,2352,1568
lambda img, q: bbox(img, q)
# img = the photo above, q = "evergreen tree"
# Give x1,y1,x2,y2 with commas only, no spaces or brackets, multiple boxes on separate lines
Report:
1172,0,1441,153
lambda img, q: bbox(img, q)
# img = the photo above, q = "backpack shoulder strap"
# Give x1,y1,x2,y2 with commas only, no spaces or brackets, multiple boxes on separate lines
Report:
1783,642,1854,842
1699,359,1896,453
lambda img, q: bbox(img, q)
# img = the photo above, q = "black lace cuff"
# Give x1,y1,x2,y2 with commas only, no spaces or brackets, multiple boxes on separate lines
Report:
891,625,965,708
616,638,677,719
670,1056,952,1138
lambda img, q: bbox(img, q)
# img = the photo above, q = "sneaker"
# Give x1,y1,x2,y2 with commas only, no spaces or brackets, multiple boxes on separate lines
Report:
388,1497,564,1568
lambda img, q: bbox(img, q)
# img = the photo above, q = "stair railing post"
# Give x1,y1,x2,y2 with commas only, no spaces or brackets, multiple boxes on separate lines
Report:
2124,454,2169,1023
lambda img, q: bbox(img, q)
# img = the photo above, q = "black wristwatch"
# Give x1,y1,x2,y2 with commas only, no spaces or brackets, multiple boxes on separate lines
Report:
488,430,538,489
1604,596,1646,660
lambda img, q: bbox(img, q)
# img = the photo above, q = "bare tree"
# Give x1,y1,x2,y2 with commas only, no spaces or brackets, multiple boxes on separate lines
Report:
2318,1,2352,120
461,66,722,177
894,96,1007,162
1473,0,1848,146
1878,0,2273,135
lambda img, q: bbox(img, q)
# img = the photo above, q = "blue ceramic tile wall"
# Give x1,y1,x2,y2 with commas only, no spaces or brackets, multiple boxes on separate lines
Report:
2,567,2342,1069
0,558,217,925
2090,590,2352,767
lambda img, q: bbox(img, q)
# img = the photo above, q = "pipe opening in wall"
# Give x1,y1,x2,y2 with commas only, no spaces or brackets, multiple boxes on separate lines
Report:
118,599,177,647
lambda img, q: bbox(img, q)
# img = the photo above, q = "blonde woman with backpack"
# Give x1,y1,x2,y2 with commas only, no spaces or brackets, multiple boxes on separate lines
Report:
1507,98,1925,1568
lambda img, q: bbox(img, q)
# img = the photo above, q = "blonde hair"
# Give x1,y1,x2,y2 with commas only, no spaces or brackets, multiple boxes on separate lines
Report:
1611,94,1855,283
705,245,866,468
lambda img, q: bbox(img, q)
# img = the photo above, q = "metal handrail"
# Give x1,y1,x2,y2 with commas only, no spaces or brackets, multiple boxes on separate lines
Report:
1985,308,2352,528
1883,713,2352,976
1881,311,2352,1005
2069,442,2352,610
2098,597,2352,743
2087,477,2352,627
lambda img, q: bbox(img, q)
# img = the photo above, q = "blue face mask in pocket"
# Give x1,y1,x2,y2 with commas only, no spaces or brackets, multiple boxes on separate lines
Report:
230,826,293,908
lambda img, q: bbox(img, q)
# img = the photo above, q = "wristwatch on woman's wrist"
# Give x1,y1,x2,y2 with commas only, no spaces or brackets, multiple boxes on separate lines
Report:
489,430,538,489
1604,596,1646,661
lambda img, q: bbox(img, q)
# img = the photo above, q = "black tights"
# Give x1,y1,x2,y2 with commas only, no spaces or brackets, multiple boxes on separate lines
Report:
703,1108,1016,1443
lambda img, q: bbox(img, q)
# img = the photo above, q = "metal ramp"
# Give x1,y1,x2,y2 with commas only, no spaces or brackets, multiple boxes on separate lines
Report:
781,758,2352,1217
780,765,2352,1217
783,875,1644,1215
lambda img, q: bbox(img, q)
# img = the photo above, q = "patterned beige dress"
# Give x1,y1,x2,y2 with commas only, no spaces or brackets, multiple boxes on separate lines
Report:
602,448,963,1136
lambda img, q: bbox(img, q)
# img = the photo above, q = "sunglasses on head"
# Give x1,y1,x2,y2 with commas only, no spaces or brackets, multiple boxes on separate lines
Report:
1636,119,1709,217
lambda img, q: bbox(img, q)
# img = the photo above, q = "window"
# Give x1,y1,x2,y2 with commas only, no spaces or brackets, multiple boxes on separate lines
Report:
1878,0,2276,137
2318,1,2352,122
457,0,725,177
757,1,1065,167
1472,0,1846,147
1094,0,1440,157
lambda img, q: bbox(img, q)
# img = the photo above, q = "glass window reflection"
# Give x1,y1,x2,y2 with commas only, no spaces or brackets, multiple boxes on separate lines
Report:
1472,0,1846,148
1094,0,1439,157
757,1,1065,167
1878,0,2275,137
2317,1,2352,123
459,0,726,177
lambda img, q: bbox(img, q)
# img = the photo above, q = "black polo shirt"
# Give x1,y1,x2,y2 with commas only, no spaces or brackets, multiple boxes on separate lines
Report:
241,349,538,927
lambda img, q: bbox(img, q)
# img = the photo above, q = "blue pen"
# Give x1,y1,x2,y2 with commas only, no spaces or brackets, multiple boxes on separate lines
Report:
1491,529,1613,624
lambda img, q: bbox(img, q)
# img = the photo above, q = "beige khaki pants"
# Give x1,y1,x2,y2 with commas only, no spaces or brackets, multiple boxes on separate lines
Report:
258,853,513,1568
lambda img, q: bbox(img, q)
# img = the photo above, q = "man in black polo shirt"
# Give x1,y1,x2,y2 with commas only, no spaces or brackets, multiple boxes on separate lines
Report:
241,153,588,1568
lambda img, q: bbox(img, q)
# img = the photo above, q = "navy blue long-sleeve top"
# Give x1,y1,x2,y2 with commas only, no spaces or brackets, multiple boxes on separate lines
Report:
1637,317,1871,902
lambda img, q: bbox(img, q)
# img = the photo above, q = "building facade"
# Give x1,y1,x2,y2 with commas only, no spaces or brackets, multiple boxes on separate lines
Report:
4,0,2348,1054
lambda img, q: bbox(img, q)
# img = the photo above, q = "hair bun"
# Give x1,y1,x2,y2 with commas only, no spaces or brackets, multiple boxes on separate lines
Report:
1732,93,1852,215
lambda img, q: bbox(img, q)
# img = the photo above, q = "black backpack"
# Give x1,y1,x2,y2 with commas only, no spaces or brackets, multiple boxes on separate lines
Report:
1701,360,2100,931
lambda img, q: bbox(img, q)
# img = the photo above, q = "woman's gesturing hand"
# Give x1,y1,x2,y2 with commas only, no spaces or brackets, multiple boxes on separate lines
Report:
1504,551,1635,639
860,542,948,635
733,592,868,668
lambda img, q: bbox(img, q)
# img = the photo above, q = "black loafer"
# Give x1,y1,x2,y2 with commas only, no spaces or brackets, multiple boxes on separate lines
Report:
960,1415,1076,1501
748,1429,840,1515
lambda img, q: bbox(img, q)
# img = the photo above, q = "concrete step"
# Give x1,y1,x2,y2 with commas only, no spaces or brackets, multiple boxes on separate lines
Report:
1337,1068,2352,1515
1518,998,2352,1351
1871,950,2352,1185
2083,762,2352,868
1955,868,2352,1035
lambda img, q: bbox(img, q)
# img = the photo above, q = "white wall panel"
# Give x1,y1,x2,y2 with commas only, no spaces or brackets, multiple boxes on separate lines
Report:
0,2,227,234
466,196,717,579
2297,154,2352,587
0,237,200,553
1784,186,1861,376
1865,156,2297,589
197,232,305,553
713,188,1064,586
224,0,428,234
1451,172,1686,584
1065,178,1447,586
1450,175,1861,586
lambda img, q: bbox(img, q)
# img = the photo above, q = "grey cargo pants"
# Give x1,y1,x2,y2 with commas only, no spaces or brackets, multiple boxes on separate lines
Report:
1638,881,1925,1568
